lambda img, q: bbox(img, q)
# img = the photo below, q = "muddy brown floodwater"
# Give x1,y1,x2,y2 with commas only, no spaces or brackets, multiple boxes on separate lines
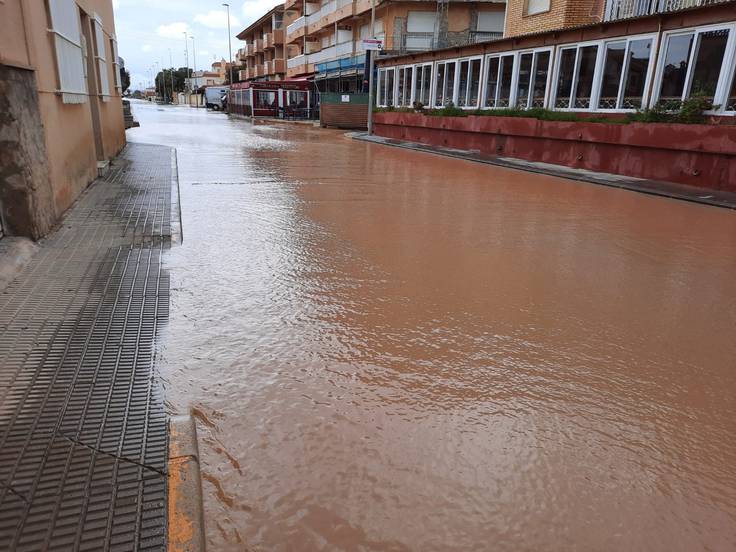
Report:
127,101,736,551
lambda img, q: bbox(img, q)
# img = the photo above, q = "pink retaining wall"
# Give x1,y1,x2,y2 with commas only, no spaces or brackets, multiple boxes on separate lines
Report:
374,112,736,191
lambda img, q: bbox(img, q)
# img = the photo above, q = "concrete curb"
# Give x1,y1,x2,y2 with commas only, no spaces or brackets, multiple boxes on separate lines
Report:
351,132,736,210
168,415,206,552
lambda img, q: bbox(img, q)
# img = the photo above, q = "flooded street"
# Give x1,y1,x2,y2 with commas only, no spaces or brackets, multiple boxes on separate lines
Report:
128,101,736,551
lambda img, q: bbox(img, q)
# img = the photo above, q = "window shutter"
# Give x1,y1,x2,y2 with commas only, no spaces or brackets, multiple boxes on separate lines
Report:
111,38,122,91
48,0,87,103
93,15,111,100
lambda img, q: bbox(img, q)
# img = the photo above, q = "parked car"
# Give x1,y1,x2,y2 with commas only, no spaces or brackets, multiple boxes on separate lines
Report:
204,86,230,110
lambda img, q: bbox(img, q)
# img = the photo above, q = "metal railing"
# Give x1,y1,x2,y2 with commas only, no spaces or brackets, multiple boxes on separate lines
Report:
287,54,307,69
389,31,504,54
604,0,730,20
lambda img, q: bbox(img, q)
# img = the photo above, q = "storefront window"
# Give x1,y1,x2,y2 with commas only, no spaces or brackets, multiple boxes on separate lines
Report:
484,56,500,107
516,53,533,108
555,48,577,108
688,29,730,106
621,39,652,109
498,55,514,107
456,58,481,108
658,33,695,108
531,51,550,108
598,41,627,109
287,90,308,108
434,63,445,107
574,45,598,109
254,90,277,109
386,68,395,106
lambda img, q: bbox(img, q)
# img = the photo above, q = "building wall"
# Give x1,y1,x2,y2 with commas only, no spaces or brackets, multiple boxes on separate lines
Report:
0,0,125,238
505,0,602,37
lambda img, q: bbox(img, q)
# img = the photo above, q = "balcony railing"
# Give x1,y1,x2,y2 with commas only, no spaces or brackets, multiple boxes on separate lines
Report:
287,16,305,36
604,0,729,20
306,0,336,25
287,54,307,69
387,31,504,54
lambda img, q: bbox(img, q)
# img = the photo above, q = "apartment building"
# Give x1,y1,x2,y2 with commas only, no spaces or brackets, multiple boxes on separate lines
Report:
504,0,604,37
0,0,125,240
236,5,287,82
284,0,508,92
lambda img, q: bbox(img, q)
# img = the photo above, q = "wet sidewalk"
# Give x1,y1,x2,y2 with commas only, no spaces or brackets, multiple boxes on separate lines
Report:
0,143,176,551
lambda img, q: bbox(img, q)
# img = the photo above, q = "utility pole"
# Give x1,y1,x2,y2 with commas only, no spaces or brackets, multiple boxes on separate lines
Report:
223,3,234,85
366,0,376,135
168,48,175,103
190,36,199,108
183,31,190,90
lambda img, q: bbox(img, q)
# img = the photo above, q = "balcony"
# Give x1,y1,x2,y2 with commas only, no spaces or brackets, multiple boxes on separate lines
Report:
285,0,300,9
272,59,286,73
287,16,305,36
247,43,255,56
604,0,729,21
238,69,248,81
272,29,285,44
256,64,265,77
255,38,264,52
237,47,248,61
264,33,274,49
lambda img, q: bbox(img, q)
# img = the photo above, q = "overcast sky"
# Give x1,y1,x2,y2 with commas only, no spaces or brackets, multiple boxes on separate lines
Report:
113,0,280,90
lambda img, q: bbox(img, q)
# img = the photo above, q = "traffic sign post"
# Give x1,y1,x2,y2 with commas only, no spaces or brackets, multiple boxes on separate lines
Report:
365,39,382,136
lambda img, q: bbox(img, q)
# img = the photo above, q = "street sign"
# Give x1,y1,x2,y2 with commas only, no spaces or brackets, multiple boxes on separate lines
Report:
362,38,383,51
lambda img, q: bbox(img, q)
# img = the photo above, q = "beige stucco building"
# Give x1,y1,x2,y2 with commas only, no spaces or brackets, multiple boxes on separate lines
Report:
0,0,125,240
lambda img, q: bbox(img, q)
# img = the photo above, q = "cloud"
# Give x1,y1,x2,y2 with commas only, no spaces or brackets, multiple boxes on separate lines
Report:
194,10,241,29
141,44,152,52
241,0,281,24
156,22,190,39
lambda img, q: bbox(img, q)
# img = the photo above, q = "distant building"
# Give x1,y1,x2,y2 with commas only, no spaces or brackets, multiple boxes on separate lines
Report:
236,5,287,82
0,0,125,240
186,59,231,89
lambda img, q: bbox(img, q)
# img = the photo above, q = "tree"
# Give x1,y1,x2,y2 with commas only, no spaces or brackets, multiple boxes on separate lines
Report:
120,68,130,93
155,67,191,100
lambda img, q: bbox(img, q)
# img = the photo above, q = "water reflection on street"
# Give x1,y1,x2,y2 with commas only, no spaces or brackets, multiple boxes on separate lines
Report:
128,101,736,551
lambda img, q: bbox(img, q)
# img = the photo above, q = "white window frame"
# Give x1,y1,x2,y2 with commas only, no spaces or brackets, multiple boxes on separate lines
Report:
725,46,736,114
376,67,397,107
513,47,553,110
456,56,484,110
92,14,111,101
412,62,433,107
48,0,88,104
481,51,518,109
593,33,657,113
397,65,415,107
550,39,603,111
432,59,459,108
651,23,736,115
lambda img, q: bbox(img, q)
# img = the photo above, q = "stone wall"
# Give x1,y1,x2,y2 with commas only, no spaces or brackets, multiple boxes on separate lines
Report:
0,65,56,239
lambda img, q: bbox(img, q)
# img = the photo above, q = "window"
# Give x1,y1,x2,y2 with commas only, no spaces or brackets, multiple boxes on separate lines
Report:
728,68,736,112
377,67,395,106
525,0,550,16
597,37,653,110
433,61,456,107
48,0,87,103
406,12,436,50
413,63,432,107
254,90,277,109
554,44,600,109
655,27,731,109
287,90,308,108
397,66,413,106
92,15,110,100
515,49,550,109
457,58,482,108
484,54,515,108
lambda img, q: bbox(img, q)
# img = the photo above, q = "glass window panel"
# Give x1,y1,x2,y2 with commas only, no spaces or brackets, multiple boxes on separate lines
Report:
688,28,730,106
531,51,550,108
728,68,736,111
386,68,394,106
516,53,533,108
397,68,405,106
254,90,277,109
469,59,482,107
485,57,500,107
421,65,432,105
405,67,413,105
498,55,514,107
659,33,694,108
555,48,577,108
598,41,626,109
458,61,470,106
444,62,456,105
434,63,445,107
621,38,652,109
573,45,598,109
377,70,384,105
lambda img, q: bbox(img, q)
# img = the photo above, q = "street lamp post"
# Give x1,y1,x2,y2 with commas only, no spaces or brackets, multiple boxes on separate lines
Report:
183,31,190,88
190,36,199,108
168,48,175,104
366,0,377,135
223,3,234,86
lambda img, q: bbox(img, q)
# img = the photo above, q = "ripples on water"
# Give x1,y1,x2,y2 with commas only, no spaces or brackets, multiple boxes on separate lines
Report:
128,102,736,551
